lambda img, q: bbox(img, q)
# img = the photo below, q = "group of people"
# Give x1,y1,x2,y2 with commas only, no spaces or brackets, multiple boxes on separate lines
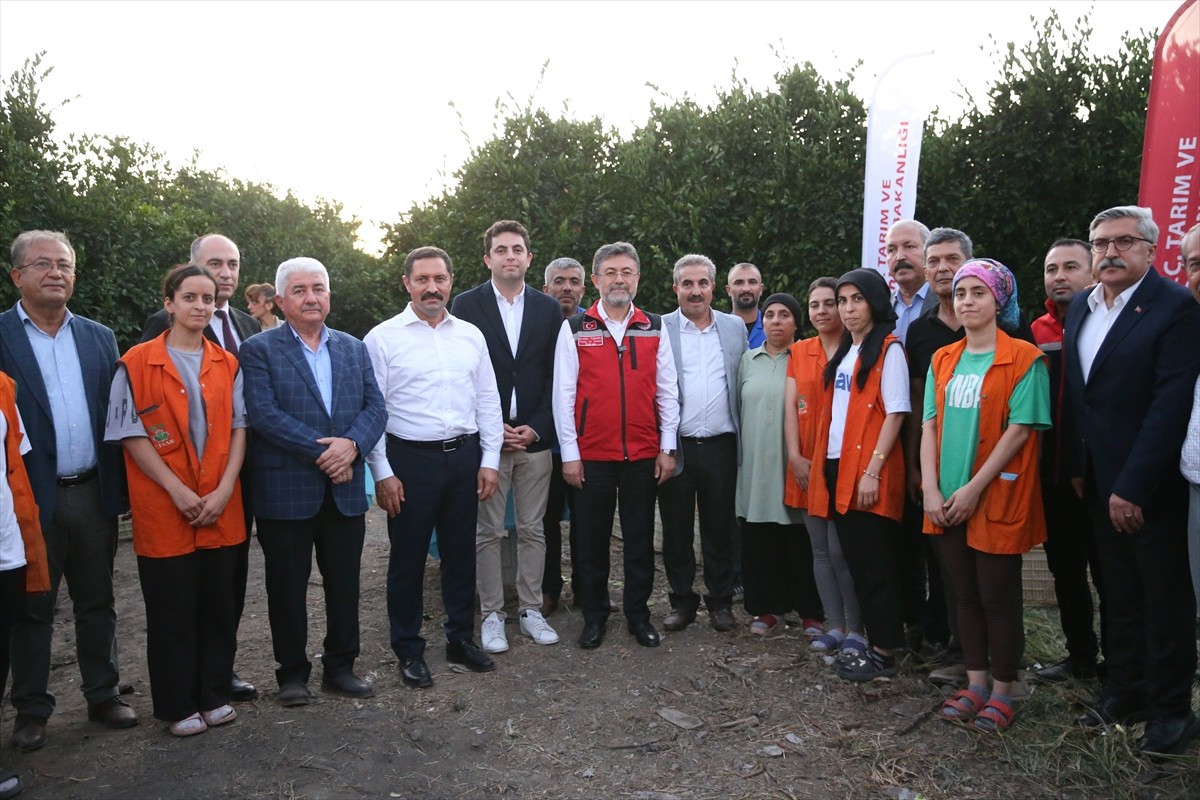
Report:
1,206,1199,797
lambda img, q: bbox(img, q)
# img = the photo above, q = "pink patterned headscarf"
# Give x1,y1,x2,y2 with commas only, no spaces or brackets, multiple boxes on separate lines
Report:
953,258,1020,331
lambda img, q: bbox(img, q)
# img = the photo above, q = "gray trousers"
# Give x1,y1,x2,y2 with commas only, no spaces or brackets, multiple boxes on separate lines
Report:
9,478,120,719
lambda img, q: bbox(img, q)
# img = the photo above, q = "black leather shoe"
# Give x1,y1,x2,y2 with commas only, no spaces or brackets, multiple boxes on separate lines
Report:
322,672,374,698
401,657,433,688
231,673,258,701
663,608,696,632
578,622,605,649
11,714,47,752
86,697,139,728
446,638,496,672
1137,713,1200,756
1075,695,1150,728
628,620,661,648
1035,658,1098,683
276,682,312,707
540,595,560,616
709,608,737,632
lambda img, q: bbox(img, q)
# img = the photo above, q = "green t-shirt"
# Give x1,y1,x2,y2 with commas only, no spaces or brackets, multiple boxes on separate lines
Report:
923,350,1050,497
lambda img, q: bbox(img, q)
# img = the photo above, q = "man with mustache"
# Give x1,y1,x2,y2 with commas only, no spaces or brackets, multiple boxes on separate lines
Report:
539,257,587,615
725,262,765,348
1064,206,1200,755
141,233,261,702
885,220,938,345
451,221,563,654
657,254,747,633
366,247,504,688
553,242,680,649
1031,239,1103,684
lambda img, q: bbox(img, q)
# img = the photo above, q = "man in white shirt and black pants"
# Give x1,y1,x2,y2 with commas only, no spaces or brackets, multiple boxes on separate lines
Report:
366,246,504,689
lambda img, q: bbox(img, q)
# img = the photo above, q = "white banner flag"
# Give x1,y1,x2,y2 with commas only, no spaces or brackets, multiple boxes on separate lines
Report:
861,52,937,285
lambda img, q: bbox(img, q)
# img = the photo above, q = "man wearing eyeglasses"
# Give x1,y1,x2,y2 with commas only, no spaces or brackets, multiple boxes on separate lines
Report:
552,242,680,650
1063,206,1200,756
0,231,136,751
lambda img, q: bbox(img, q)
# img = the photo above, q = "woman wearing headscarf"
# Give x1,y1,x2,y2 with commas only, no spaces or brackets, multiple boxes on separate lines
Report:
785,277,866,654
809,269,910,681
736,293,823,636
921,259,1049,732
105,263,247,737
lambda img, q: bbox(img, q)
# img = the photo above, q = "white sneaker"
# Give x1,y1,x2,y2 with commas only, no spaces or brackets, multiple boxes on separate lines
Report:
520,609,560,645
481,611,508,653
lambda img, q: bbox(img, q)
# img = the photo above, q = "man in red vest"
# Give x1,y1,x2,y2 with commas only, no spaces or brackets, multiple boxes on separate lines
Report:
552,242,680,650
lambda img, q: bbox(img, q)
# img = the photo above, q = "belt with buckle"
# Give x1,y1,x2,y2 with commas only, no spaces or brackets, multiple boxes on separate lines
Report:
56,467,98,487
680,433,735,446
393,433,476,452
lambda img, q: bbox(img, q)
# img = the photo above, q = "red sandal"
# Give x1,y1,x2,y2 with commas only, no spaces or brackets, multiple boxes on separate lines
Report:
972,697,1015,733
937,688,988,722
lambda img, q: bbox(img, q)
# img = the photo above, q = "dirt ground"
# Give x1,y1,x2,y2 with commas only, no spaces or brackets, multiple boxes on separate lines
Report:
4,509,1199,800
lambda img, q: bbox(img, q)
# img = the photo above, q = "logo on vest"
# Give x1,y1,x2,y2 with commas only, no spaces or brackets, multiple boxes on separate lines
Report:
149,424,176,449
634,322,649,330
582,318,598,331
577,335,604,347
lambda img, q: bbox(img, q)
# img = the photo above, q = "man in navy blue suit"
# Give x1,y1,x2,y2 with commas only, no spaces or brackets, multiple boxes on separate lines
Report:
1064,206,1200,756
240,257,387,708
451,220,564,654
0,230,136,751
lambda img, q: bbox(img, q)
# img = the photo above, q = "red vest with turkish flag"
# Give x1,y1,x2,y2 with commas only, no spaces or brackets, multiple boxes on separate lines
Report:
569,302,663,462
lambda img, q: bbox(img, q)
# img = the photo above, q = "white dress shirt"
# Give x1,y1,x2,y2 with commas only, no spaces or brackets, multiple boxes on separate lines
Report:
1077,273,1148,383
0,406,32,571
552,302,680,463
363,304,504,480
209,302,242,351
677,315,736,438
492,282,525,418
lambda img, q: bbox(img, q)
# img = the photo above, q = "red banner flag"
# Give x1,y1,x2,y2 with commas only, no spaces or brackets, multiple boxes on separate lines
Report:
1138,0,1200,284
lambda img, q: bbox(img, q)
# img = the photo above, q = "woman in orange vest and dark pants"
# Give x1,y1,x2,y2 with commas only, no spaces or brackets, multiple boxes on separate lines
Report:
921,259,1049,733
809,269,910,681
105,264,247,737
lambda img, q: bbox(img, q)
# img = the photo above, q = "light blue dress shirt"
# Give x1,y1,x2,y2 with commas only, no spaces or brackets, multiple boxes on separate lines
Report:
289,323,333,416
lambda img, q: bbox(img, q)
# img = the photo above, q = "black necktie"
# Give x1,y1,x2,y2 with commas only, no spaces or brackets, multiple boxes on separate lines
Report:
214,309,239,357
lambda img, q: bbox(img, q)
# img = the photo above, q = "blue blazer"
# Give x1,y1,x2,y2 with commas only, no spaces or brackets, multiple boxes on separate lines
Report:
0,304,128,527
451,282,563,451
240,323,387,520
1063,268,1200,513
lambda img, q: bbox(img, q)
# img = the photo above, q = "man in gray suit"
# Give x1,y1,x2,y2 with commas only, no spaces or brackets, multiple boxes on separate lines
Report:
657,254,747,632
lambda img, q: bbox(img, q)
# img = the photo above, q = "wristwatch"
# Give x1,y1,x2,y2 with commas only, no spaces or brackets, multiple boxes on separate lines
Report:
660,449,677,457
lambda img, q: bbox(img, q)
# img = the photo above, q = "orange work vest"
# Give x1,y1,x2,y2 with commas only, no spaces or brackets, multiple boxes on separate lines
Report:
119,334,245,558
784,337,828,510
809,336,907,522
0,372,49,592
923,331,1048,555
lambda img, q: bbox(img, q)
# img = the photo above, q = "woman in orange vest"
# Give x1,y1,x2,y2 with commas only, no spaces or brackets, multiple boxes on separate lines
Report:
921,259,1049,733
2,371,47,800
785,278,864,654
808,269,910,681
104,264,247,738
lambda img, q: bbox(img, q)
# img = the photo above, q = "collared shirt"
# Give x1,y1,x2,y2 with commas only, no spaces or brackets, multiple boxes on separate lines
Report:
17,304,96,474
209,303,242,351
552,302,679,463
892,282,930,344
1077,273,1148,383
677,315,736,438
363,304,503,480
1181,374,1200,484
492,281,525,418
287,323,333,416
746,309,765,349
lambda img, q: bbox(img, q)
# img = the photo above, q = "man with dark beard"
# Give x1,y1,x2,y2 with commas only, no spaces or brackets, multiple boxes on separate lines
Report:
725,262,764,348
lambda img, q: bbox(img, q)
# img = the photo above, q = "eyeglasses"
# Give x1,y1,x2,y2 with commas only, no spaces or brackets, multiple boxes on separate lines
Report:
597,269,638,280
1089,236,1153,253
18,259,76,275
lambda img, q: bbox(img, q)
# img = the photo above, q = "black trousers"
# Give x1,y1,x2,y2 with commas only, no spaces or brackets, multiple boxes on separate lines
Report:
542,452,578,599
1085,476,1196,720
573,458,657,626
0,565,24,708
657,434,737,613
257,488,365,686
1041,482,1103,663
137,546,238,721
385,435,480,659
740,520,822,618
898,494,955,646
825,459,905,650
